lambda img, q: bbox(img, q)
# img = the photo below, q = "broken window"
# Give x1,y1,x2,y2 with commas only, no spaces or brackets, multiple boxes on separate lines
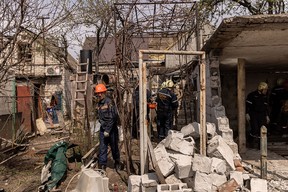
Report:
18,43,32,62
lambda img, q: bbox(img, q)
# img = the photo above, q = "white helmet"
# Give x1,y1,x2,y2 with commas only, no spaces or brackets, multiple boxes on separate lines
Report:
166,80,174,88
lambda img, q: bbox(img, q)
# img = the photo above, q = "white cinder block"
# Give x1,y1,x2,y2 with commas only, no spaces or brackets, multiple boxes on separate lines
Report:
128,175,141,192
164,131,195,156
207,135,235,171
230,171,243,186
175,155,193,179
192,154,212,174
250,178,267,192
210,157,226,175
209,173,227,190
154,145,175,177
193,171,212,192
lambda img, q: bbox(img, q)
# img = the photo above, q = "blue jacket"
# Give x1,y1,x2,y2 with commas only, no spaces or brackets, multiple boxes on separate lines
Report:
97,97,118,133
156,88,178,112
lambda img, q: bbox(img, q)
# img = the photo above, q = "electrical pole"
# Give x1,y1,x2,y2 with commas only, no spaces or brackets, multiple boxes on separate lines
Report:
37,16,49,75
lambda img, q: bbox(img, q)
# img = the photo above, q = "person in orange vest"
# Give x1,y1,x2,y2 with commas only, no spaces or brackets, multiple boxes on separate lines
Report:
95,84,120,171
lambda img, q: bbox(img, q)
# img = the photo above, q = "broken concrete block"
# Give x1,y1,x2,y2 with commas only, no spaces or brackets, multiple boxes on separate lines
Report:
250,178,267,192
175,155,193,179
128,175,141,192
217,178,239,192
209,173,227,191
212,96,222,107
217,116,230,131
193,171,212,192
210,76,219,88
164,130,194,156
192,154,212,174
212,106,226,119
157,183,191,192
180,122,200,138
165,174,182,184
211,157,226,175
73,169,109,192
207,135,235,171
141,172,159,192
230,171,243,186
225,141,239,155
220,129,233,142
154,144,175,177
207,122,217,139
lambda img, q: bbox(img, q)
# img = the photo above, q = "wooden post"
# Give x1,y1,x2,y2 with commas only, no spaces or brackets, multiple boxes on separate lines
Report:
238,58,246,153
200,54,206,156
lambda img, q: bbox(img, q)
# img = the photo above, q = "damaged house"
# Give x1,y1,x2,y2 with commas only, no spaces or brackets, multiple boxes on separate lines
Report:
0,28,76,142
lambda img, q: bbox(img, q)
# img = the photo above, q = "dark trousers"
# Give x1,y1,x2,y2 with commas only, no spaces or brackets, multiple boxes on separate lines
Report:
98,127,120,166
157,111,173,139
249,112,267,136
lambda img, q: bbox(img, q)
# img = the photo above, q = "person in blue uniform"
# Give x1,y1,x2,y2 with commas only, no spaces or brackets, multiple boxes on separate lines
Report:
246,82,270,148
95,83,120,171
156,80,178,140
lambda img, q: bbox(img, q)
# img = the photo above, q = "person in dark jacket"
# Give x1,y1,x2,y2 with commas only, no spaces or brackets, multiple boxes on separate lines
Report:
246,82,270,147
95,83,120,171
156,80,178,140
132,84,151,139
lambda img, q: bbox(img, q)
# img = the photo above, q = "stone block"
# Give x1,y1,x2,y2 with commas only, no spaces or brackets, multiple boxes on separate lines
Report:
72,169,109,192
210,157,226,175
225,141,239,155
164,131,195,156
154,144,175,177
192,154,212,174
212,106,226,119
207,135,235,171
157,183,192,192
250,178,267,192
216,116,230,131
175,155,193,179
193,171,212,192
180,122,200,138
128,175,141,192
220,129,233,142
207,122,217,139
141,172,159,192
209,173,227,191
165,174,182,184
229,171,243,186
212,96,222,107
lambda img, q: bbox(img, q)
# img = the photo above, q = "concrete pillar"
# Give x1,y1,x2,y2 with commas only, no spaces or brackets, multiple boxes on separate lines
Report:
237,58,246,153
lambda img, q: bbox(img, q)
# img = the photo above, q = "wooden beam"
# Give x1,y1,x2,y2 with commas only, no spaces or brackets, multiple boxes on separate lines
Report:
237,58,246,153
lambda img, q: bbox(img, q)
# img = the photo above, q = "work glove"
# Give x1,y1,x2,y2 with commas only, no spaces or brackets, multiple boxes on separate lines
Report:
246,114,250,122
266,116,270,124
104,131,109,137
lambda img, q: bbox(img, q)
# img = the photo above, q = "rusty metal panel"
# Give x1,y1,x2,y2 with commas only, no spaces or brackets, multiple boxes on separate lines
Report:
17,86,32,132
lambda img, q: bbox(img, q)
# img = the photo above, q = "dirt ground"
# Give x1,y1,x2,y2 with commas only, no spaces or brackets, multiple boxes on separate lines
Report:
1,131,288,192
0,132,134,192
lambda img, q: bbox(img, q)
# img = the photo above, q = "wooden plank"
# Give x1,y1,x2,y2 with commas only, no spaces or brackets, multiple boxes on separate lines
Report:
238,58,246,153
147,137,166,184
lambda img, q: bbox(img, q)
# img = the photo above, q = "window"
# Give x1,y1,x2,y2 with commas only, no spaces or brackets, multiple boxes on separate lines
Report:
18,43,32,62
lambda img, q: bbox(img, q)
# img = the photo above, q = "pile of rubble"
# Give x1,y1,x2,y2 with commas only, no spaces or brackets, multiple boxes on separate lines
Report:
128,120,268,192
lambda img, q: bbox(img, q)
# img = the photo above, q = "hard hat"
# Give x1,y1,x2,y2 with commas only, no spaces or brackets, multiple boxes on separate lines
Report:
161,81,167,89
166,80,174,88
257,82,268,91
95,83,107,93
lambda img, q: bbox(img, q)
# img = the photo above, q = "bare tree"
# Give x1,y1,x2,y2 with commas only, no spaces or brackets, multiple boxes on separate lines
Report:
0,0,77,89
65,0,114,71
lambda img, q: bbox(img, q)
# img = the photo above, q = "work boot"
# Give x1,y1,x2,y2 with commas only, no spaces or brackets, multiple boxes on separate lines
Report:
98,164,106,171
114,160,121,172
